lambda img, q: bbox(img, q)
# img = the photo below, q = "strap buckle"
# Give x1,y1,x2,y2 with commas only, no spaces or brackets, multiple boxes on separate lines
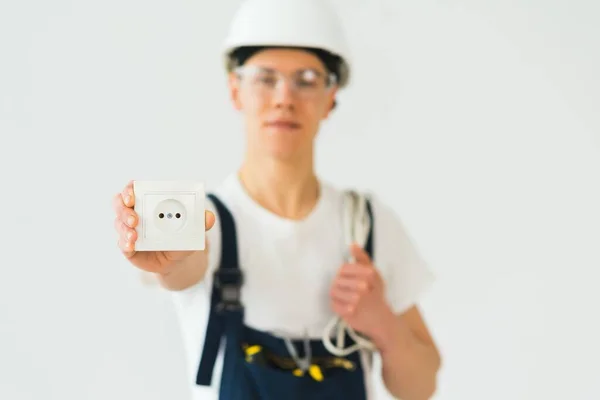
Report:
213,268,244,313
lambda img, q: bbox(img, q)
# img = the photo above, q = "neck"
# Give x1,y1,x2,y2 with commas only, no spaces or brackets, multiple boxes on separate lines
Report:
238,151,320,220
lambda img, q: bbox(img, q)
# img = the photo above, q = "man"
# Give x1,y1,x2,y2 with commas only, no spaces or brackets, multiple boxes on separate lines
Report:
112,0,441,398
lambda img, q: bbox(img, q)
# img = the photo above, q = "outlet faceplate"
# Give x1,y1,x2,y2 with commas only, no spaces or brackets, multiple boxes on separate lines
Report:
133,181,205,251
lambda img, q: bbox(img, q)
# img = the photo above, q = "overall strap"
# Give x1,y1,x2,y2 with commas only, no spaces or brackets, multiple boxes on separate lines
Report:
196,194,244,387
364,198,374,260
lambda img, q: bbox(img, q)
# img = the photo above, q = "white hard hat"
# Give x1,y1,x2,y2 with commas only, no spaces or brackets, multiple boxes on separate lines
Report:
222,0,352,88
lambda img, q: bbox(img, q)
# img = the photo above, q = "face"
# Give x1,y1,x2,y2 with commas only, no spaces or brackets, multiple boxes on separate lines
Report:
228,48,338,162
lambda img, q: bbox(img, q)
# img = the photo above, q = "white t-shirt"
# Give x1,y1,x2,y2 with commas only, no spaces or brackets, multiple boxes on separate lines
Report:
170,173,435,400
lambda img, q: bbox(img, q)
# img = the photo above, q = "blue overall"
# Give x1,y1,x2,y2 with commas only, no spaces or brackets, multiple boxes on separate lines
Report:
195,193,375,400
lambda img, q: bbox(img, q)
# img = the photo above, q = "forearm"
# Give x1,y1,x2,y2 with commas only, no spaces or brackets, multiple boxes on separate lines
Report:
372,311,441,400
156,250,208,291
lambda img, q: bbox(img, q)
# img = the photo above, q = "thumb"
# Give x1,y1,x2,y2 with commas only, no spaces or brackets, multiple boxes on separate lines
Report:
205,210,215,231
349,243,372,265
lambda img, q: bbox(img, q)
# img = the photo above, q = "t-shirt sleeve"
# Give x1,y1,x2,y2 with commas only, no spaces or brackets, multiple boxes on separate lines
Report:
370,195,435,315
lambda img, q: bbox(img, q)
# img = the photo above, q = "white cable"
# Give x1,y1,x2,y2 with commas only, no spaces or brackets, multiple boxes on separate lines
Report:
322,191,377,357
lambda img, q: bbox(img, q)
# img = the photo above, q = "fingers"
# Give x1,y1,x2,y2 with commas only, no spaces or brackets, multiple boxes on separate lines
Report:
113,181,138,225
331,275,369,301
118,237,136,258
116,219,137,256
121,180,135,208
205,210,215,231
114,181,138,257
112,181,135,213
116,208,137,255
349,243,371,265
112,192,124,214
114,217,136,239
331,263,379,316
337,263,376,280
119,206,137,228
330,284,359,316
333,276,369,293
331,298,354,316
115,203,138,256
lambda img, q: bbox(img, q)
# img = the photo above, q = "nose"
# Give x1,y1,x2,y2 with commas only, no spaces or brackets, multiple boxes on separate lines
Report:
272,78,296,110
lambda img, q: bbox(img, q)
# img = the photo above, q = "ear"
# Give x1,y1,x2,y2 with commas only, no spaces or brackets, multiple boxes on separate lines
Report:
321,87,338,119
228,72,242,111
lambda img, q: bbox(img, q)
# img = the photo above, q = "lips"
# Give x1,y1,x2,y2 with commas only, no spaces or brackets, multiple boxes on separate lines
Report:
265,120,301,129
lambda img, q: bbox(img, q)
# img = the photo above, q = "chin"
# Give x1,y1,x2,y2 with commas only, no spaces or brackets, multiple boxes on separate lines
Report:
262,142,311,162
263,135,306,157
250,128,313,162
266,148,302,162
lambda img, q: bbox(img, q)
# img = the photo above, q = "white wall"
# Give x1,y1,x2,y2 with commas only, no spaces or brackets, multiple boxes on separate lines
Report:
1,0,599,399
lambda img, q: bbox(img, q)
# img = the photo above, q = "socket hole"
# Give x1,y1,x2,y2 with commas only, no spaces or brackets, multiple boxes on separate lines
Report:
175,213,181,219
158,213,164,219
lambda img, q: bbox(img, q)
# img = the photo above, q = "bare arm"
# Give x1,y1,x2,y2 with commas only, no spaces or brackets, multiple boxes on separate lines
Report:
329,245,440,399
151,240,211,291
371,306,441,400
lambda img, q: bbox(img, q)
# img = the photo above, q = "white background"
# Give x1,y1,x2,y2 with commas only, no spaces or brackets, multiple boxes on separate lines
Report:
1,0,599,399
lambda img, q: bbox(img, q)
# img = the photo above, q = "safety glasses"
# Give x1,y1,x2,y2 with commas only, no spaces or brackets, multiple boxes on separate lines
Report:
234,65,337,100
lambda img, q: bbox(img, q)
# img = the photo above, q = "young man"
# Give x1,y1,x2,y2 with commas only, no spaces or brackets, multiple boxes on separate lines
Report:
112,0,441,398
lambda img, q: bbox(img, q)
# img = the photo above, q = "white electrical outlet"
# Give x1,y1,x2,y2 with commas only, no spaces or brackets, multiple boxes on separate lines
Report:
133,180,206,251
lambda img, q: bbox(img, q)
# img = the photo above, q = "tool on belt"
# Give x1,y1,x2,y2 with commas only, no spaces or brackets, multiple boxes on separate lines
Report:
242,343,355,382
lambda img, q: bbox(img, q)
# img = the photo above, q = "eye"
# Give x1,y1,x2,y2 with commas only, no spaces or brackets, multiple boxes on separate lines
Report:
296,79,318,88
296,69,321,87
254,73,277,86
